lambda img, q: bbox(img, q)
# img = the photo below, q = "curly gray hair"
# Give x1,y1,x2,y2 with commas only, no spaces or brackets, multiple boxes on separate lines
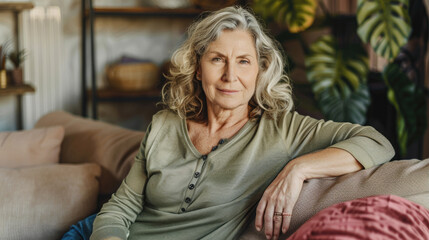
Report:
162,6,293,121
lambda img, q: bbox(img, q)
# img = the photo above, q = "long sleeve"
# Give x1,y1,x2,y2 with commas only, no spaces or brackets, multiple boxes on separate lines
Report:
278,111,395,168
90,124,151,240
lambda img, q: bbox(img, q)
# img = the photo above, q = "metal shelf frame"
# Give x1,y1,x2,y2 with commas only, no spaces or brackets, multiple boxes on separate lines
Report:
0,2,34,129
81,0,202,119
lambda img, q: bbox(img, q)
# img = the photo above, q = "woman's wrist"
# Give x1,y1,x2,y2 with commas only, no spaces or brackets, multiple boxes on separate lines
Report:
284,159,308,182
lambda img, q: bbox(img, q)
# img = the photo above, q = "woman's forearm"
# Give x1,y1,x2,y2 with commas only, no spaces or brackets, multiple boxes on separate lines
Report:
287,147,363,180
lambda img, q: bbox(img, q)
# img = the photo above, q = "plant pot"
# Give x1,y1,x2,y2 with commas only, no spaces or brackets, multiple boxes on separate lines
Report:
11,68,23,85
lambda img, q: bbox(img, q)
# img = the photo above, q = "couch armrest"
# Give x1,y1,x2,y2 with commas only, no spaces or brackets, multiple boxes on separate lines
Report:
35,111,145,198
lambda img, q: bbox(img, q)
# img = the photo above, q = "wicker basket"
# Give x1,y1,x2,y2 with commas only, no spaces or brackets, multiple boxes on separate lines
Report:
106,62,160,91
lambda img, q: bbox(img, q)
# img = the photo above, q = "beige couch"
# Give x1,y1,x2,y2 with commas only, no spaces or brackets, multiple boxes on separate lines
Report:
1,111,428,240
0,111,144,240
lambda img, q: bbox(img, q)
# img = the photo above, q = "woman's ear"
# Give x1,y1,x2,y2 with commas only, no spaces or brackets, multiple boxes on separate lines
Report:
196,69,202,81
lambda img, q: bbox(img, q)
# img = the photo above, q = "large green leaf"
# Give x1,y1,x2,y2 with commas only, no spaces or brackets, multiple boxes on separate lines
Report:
305,35,370,124
383,63,427,156
318,83,370,125
305,35,369,96
357,0,411,60
252,0,317,33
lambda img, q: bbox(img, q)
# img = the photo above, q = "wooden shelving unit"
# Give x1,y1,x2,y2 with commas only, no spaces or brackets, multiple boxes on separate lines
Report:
81,0,202,119
0,2,34,11
86,7,202,16
0,2,34,130
87,88,161,102
0,84,35,95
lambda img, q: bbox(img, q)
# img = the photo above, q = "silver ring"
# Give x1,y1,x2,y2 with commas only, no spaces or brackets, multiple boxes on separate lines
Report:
274,212,291,217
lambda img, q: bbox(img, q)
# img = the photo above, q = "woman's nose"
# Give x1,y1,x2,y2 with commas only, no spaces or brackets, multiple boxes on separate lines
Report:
222,62,237,82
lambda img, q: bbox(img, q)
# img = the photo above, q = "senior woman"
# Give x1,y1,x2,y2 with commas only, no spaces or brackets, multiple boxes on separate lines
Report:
89,6,394,240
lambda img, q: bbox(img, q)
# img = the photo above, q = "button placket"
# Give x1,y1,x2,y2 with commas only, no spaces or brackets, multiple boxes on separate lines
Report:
178,155,207,213
178,139,228,213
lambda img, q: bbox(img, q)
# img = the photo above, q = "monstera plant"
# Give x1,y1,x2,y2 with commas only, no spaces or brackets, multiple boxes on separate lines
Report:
252,0,318,33
305,35,370,124
253,0,427,156
383,63,427,155
356,0,411,59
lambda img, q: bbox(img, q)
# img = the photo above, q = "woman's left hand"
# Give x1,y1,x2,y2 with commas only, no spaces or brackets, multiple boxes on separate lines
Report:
255,162,305,240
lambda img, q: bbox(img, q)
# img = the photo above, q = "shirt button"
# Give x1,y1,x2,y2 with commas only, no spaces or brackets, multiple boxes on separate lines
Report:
185,197,191,203
188,184,195,190
194,172,200,178
181,208,186,212
211,146,218,151
202,155,208,160
218,139,225,144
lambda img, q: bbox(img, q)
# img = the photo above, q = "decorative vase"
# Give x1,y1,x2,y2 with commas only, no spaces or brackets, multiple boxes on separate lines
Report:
11,68,23,85
0,70,7,89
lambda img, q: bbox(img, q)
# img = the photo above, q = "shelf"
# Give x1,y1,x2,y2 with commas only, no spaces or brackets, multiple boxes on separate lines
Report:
0,84,35,96
86,7,203,17
88,88,161,102
0,3,34,130
81,0,203,119
0,2,34,11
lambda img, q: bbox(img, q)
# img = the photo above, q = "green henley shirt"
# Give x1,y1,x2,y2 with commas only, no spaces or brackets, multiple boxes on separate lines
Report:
90,109,394,240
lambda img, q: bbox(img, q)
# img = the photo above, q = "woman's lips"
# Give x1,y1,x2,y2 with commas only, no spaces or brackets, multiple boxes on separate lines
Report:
218,88,239,94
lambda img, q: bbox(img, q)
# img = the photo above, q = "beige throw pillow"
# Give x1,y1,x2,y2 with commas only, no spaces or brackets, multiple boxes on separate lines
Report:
0,163,101,240
0,126,64,168
35,111,145,197
240,159,429,239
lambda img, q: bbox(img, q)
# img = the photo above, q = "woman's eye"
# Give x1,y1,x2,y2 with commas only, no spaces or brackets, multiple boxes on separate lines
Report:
212,57,222,62
240,60,250,64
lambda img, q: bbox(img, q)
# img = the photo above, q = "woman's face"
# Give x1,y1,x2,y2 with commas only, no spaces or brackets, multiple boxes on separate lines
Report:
199,29,259,113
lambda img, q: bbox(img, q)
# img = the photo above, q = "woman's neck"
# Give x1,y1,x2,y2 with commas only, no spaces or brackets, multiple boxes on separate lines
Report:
186,104,250,155
205,104,249,136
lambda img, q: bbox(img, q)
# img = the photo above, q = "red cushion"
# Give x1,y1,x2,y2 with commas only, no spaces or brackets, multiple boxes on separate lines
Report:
287,195,429,240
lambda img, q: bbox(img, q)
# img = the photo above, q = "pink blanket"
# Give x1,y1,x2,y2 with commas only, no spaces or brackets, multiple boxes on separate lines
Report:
287,195,429,239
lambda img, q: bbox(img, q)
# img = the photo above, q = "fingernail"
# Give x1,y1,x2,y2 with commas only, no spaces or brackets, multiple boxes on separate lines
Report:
282,228,286,233
256,227,261,231
266,234,271,239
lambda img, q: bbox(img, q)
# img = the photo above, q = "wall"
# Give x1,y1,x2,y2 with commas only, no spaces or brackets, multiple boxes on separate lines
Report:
85,3,193,130
0,9,16,130
0,0,193,131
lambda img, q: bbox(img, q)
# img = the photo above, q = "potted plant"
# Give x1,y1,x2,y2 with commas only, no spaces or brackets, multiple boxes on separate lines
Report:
252,0,428,157
0,42,11,88
8,49,26,85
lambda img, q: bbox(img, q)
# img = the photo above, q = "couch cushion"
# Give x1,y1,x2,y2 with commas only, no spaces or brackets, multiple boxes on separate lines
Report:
0,163,101,240
34,111,145,197
0,126,64,168
240,159,429,239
